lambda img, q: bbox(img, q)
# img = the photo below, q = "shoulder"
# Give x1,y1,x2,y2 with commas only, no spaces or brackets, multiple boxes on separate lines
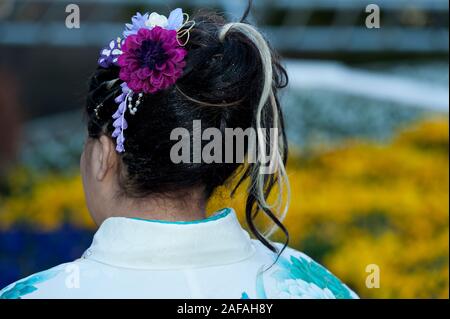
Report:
250,241,359,299
0,260,87,299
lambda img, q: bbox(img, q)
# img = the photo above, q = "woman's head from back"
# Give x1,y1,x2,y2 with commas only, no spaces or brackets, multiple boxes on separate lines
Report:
81,4,290,252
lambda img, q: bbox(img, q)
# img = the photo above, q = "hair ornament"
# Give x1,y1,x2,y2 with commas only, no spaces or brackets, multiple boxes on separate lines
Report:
176,13,196,46
96,8,191,153
94,102,102,119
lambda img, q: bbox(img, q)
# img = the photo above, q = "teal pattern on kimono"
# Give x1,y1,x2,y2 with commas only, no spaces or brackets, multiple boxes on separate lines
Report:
241,292,250,299
0,268,61,299
245,254,356,299
272,255,354,298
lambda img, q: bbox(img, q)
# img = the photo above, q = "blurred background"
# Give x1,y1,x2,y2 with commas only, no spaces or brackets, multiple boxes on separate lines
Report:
0,0,448,298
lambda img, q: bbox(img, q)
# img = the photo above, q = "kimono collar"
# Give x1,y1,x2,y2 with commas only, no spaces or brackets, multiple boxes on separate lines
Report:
82,208,256,269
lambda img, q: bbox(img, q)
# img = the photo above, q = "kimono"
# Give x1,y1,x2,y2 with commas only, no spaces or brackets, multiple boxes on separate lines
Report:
0,208,358,299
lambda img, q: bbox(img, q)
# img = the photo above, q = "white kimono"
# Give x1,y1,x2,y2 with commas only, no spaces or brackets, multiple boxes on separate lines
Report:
0,208,358,299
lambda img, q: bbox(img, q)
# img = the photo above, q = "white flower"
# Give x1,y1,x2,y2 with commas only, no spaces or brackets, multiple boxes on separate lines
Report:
277,279,336,299
145,12,168,28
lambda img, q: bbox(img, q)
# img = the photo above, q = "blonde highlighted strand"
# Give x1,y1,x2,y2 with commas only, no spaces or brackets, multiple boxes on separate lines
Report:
219,22,291,254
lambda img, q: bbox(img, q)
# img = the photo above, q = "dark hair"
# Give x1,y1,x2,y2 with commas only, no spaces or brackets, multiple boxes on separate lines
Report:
85,4,289,253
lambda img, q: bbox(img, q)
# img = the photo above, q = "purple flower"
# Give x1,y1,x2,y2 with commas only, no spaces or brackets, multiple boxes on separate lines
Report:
98,37,123,68
111,83,130,153
123,12,149,37
117,27,187,94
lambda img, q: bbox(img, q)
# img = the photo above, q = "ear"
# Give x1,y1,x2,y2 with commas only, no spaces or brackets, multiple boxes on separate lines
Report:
95,135,117,181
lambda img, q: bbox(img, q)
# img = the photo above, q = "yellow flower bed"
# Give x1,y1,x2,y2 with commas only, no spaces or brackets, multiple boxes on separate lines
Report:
0,117,448,298
0,170,93,231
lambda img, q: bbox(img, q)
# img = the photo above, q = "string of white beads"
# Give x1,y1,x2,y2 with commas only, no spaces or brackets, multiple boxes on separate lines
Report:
128,92,144,115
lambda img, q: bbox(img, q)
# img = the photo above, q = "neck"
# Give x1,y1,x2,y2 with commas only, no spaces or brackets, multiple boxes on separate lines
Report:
96,188,207,225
